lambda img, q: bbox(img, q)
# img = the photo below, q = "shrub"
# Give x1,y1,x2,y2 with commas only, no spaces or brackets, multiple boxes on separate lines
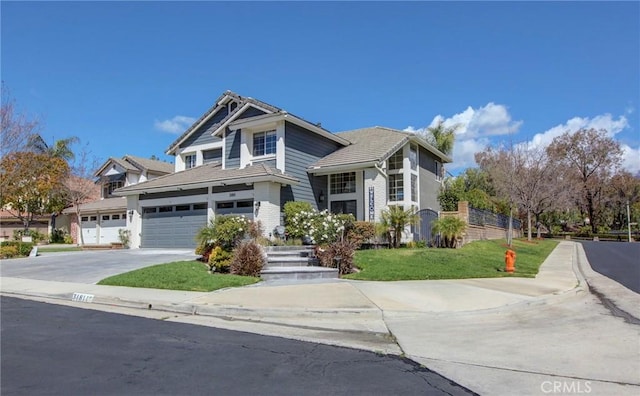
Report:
309,211,353,245
13,229,44,243
50,228,68,244
1,245,18,259
577,225,592,237
284,201,314,238
380,206,420,248
208,246,233,273
0,241,34,257
432,216,467,248
346,221,376,248
231,240,265,277
196,215,250,252
118,229,131,248
63,234,74,244
316,239,357,275
248,220,264,239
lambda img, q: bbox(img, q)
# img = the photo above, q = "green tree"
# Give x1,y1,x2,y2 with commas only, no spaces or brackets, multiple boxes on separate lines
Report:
380,206,420,248
0,152,70,230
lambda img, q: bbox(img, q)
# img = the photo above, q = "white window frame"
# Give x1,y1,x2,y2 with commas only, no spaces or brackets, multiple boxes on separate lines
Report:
252,130,277,158
184,153,197,169
330,172,357,195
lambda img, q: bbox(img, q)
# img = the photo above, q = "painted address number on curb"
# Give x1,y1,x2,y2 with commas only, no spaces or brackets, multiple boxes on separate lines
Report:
72,293,94,303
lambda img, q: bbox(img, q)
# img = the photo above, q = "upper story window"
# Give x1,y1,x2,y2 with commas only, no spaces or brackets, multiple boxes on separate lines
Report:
388,174,404,201
184,154,196,169
388,149,403,171
253,130,276,157
330,172,356,194
435,161,443,181
409,144,418,171
103,180,124,198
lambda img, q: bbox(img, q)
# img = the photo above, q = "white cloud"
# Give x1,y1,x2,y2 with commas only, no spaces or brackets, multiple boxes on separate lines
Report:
405,102,522,173
621,144,640,175
529,114,629,148
154,115,196,134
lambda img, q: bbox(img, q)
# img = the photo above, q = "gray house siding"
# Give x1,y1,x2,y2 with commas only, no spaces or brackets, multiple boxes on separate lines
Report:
225,129,240,169
418,147,441,211
203,148,222,164
237,107,267,120
282,122,341,211
179,107,227,149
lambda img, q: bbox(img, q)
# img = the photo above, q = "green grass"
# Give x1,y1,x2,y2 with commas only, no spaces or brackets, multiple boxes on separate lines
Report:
37,246,83,253
344,238,559,281
98,260,260,292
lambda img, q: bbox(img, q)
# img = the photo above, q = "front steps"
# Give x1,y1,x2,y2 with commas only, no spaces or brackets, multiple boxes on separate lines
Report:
261,246,338,281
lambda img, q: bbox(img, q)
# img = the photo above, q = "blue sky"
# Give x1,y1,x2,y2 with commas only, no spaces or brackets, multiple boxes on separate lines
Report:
2,1,639,175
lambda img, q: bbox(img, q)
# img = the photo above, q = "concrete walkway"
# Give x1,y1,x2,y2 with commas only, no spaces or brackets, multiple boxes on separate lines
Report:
2,241,639,395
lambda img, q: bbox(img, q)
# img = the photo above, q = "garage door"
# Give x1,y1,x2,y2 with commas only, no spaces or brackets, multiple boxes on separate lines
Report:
141,203,207,248
80,215,98,244
99,213,126,244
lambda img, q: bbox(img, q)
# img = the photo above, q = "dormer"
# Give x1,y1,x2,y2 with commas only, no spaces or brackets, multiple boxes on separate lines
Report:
94,155,173,199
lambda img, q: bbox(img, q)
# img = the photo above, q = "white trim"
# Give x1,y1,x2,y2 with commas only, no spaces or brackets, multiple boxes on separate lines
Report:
276,121,285,172
307,161,379,175
166,104,226,155
175,141,223,156
211,103,275,138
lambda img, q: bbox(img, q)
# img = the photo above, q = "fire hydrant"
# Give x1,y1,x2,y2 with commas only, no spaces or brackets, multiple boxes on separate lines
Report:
505,249,516,273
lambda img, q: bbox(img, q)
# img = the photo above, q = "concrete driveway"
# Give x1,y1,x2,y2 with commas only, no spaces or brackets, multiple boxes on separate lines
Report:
0,249,198,284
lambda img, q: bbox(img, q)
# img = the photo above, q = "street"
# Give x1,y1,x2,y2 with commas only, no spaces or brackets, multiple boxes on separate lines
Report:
580,241,640,293
0,297,475,396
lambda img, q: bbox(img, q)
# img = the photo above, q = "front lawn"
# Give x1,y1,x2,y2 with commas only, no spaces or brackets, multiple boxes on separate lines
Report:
37,246,83,253
98,260,260,292
344,238,559,281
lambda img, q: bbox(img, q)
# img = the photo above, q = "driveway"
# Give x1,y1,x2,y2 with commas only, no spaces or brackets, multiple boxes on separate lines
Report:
0,249,198,284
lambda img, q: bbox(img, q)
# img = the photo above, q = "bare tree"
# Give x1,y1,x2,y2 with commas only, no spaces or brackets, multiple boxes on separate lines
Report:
62,144,101,246
547,128,623,233
1,83,41,157
476,144,569,241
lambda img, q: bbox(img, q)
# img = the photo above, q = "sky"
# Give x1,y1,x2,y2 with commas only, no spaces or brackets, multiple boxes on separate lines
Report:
2,1,639,176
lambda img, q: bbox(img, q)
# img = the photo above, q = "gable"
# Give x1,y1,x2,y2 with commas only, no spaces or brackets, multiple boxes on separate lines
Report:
179,106,227,149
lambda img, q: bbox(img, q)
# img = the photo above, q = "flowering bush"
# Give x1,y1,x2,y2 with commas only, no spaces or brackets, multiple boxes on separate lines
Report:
284,204,353,245
196,215,251,252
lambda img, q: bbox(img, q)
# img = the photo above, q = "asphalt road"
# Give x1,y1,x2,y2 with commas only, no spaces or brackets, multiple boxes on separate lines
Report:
580,241,640,293
0,249,197,283
1,297,475,396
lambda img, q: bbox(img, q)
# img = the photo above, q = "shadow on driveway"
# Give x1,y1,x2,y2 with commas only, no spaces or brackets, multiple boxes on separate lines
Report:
0,249,198,284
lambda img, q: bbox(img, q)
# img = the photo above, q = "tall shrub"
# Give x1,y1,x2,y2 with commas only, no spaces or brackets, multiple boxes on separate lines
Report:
432,216,467,248
231,240,265,277
380,206,420,248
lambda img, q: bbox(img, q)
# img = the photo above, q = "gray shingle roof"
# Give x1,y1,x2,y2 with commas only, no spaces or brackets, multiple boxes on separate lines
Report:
124,155,173,174
62,197,127,214
114,162,298,195
309,126,451,172
165,90,282,154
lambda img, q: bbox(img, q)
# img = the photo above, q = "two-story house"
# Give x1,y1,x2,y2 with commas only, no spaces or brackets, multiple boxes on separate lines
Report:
62,155,173,245
114,91,451,248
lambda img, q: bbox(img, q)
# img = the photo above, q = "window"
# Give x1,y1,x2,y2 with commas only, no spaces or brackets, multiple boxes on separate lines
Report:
388,174,404,201
216,202,234,209
89,216,97,221
330,172,356,194
176,205,190,211
411,174,418,202
143,207,157,214
112,214,120,220
103,180,124,198
388,149,403,170
184,154,196,169
253,130,277,156
81,216,89,222
409,144,418,171
435,161,443,181
236,200,253,208
203,148,222,164
193,203,207,210
330,200,357,218
159,206,173,213
102,215,110,221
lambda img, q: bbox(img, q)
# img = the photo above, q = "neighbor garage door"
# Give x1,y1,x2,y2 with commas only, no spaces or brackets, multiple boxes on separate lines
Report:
141,203,207,248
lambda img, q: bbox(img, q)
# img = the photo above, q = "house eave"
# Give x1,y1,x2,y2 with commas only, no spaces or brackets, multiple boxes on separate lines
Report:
307,161,380,175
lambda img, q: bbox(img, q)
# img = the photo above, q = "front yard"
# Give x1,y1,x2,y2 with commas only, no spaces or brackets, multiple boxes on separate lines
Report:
98,260,260,291
345,238,559,281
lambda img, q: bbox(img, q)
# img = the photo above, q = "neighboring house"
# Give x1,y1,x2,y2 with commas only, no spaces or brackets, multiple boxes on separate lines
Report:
115,90,451,249
62,155,173,245
0,210,50,242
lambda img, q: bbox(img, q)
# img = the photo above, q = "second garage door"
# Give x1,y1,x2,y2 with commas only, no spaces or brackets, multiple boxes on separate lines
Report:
141,203,207,248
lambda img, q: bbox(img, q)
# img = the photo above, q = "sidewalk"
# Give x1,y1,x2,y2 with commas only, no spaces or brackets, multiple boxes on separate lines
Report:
2,241,639,395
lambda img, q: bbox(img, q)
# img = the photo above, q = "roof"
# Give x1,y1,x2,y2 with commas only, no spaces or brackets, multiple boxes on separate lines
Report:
308,126,452,173
95,155,173,177
166,90,282,155
113,162,299,195
62,198,127,214
0,210,50,220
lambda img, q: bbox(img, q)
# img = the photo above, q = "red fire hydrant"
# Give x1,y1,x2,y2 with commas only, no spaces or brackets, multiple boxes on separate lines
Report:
505,249,516,273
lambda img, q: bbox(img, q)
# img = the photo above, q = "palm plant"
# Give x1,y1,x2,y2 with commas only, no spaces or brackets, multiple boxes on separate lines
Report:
27,134,79,161
380,206,420,248
432,216,467,248
425,120,459,156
